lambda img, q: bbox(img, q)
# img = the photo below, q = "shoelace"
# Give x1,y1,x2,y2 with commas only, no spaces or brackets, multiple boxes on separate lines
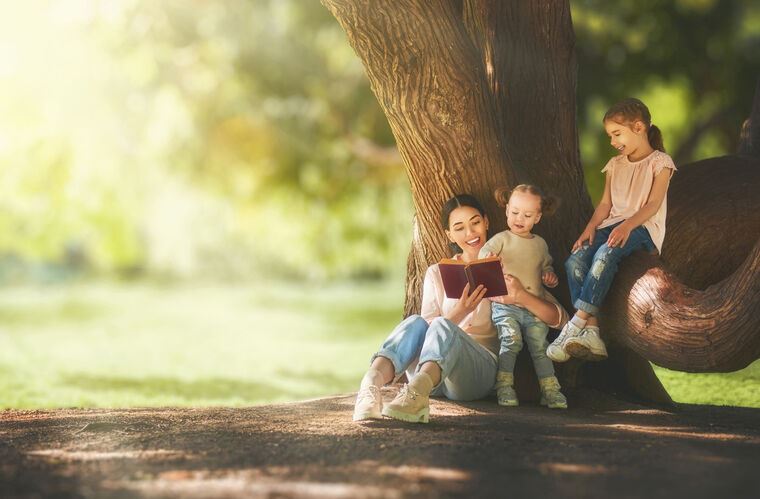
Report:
357,385,380,403
397,384,418,402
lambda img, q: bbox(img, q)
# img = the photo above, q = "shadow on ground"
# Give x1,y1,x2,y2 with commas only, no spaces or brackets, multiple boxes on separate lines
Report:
1,387,758,498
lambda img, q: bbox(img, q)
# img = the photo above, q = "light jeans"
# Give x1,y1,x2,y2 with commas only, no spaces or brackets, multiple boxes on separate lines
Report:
371,314,498,401
491,303,554,379
565,222,656,315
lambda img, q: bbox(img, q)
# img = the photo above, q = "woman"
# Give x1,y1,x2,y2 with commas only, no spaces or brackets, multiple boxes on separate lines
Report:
353,194,567,423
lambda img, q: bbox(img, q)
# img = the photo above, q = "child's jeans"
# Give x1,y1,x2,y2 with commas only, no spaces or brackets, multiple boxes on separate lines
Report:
371,314,497,401
566,222,656,315
491,303,554,379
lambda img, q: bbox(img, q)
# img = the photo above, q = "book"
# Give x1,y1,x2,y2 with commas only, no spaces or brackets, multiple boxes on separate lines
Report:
438,256,508,299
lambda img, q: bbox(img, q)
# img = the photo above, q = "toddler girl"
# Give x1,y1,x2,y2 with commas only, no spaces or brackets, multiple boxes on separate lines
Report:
480,185,568,409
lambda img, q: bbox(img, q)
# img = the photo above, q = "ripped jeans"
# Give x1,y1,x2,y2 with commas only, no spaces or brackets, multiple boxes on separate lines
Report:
565,222,656,315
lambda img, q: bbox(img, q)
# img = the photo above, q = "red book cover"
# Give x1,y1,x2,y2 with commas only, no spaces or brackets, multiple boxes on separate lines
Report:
438,257,507,299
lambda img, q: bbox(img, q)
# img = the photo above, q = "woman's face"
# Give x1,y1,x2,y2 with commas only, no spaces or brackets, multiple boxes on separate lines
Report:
445,205,488,255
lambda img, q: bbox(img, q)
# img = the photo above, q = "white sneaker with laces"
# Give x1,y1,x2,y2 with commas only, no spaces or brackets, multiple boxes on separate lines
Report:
565,326,608,361
352,385,383,421
381,384,430,423
546,321,584,362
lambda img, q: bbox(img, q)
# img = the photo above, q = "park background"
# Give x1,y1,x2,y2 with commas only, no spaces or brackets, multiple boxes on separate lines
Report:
1,0,758,409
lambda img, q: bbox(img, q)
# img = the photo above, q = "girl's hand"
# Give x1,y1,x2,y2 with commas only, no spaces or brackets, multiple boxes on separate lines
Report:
607,222,633,248
572,226,595,253
448,283,487,323
542,271,559,288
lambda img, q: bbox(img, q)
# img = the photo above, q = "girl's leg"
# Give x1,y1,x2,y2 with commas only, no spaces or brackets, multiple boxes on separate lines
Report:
565,226,656,360
573,226,655,316
492,303,523,406
354,315,428,421
523,315,568,409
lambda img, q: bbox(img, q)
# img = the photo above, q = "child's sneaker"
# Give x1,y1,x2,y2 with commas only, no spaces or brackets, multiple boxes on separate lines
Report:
564,326,608,361
381,384,430,423
539,376,568,409
546,321,583,362
352,385,383,421
494,371,518,406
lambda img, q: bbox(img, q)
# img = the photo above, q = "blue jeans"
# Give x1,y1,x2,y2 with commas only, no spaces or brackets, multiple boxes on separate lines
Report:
371,315,498,401
492,303,554,379
565,222,656,315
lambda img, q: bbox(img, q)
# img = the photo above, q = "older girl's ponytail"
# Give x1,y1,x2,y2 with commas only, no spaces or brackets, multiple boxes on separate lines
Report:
648,124,665,152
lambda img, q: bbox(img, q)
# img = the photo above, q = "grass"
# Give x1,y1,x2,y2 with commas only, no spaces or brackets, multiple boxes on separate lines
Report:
0,280,758,409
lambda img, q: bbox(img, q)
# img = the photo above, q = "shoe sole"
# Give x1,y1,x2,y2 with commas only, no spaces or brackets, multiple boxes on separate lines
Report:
381,406,430,423
564,341,608,361
546,347,571,363
497,400,519,407
540,397,568,409
352,410,382,421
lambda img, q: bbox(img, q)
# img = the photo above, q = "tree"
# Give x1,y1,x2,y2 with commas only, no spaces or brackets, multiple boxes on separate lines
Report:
322,0,760,403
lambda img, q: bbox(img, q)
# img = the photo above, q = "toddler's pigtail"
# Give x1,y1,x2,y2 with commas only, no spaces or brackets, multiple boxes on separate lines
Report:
494,186,511,208
541,195,560,217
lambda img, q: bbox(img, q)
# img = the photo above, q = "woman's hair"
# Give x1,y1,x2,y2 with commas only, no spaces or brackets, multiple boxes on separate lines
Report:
603,97,665,152
440,194,487,254
494,184,559,217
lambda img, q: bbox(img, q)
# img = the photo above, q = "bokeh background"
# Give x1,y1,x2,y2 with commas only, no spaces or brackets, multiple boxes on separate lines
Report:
1,0,759,408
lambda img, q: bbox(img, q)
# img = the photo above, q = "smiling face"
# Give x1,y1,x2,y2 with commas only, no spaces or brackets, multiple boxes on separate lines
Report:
506,191,542,237
445,205,488,259
604,118,651,161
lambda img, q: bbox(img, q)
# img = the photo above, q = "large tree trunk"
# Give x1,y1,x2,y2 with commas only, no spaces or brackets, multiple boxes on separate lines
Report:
322,0,759,404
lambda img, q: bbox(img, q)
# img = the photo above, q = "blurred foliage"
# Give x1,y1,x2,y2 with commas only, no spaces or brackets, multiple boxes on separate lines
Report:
0,0,411,281
0,0,758,280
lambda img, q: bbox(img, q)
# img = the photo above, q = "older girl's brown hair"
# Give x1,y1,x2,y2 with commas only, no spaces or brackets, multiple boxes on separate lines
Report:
603,97,665,153
494,184,559,216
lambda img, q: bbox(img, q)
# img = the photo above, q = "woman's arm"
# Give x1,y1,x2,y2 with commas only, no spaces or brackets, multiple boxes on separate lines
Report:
491,275,563,327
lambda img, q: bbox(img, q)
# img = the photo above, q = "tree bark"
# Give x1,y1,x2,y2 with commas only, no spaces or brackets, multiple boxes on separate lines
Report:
321,0,515,316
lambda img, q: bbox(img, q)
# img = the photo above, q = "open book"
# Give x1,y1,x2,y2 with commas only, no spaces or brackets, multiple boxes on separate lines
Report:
438,256,508,299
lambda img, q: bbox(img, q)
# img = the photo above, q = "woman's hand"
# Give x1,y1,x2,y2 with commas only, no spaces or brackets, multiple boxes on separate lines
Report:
490,274,525,306
572,226,595,253
542,271,559,288
607,222,633,248
446,283,487,324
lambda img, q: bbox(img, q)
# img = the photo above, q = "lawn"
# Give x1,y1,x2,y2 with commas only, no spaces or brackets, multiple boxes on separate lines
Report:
1,281,758,408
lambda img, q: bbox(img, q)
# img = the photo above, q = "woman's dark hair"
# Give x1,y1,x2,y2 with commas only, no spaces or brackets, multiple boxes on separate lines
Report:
494,184,560,216
440,194,487,255
603,97,665,152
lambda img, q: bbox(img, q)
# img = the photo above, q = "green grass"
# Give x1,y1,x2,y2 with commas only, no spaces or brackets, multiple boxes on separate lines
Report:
0,281,758,408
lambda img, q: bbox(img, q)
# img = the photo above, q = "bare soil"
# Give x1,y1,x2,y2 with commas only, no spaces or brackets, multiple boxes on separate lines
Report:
1,387,758,498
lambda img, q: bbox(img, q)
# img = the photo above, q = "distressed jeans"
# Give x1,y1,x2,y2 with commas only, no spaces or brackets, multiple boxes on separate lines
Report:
371,314,498,401
492,303,554,379
565,222,656,315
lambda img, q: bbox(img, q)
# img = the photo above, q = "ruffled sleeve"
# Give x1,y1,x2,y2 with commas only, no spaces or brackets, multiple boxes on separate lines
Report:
600,156,618,174
652,152,677,178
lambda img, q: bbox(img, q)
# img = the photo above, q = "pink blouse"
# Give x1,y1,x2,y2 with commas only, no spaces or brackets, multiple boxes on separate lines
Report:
598,150,676,253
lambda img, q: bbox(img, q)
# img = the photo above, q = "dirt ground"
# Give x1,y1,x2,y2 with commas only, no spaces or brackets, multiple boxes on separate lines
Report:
1,387,759,498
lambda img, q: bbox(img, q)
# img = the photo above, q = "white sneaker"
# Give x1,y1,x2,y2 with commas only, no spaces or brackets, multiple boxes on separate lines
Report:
381,384,430,423
352,385,383,421
565,326,608,361
546,321,584,362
